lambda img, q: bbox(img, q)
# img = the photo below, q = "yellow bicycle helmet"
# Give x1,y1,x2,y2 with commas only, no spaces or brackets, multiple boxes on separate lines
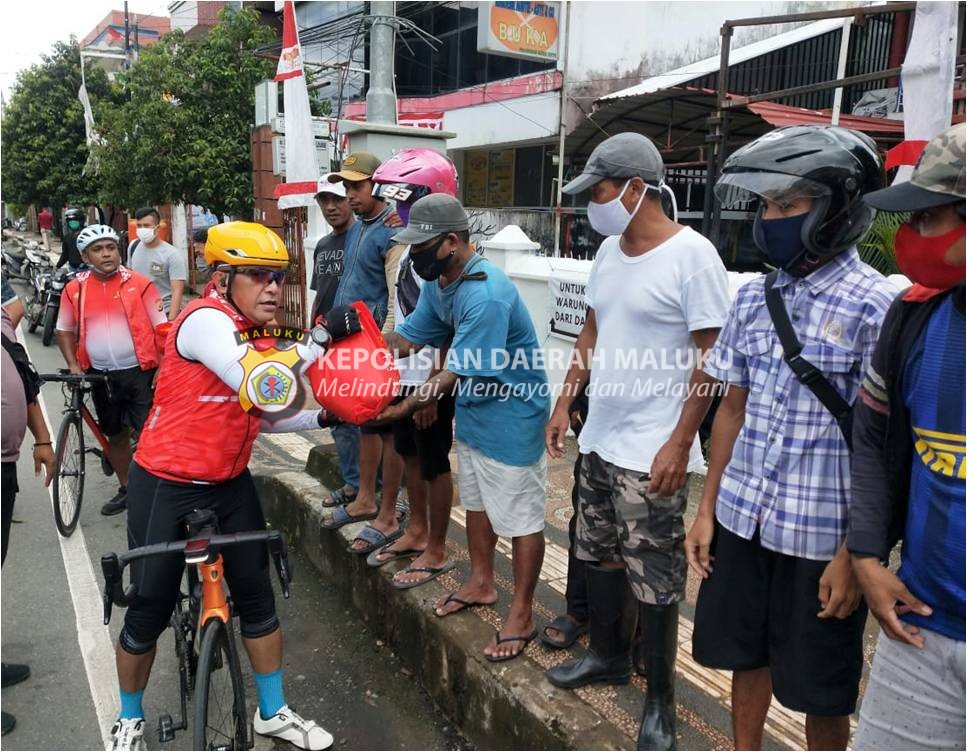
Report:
204,221,289,269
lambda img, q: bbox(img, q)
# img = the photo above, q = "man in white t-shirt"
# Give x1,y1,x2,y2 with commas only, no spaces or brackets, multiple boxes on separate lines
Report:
129,207,188,319
544,133,730,750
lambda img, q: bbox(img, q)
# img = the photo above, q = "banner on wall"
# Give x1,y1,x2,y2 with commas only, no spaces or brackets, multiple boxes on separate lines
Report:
548,271,588,340
339,112,445,154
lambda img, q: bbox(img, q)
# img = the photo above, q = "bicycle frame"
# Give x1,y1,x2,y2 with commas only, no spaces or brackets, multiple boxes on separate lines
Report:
100,523,291,746
74,387,112,460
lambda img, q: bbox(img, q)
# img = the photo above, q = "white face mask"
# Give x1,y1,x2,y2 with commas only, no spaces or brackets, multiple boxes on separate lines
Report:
136,227,157,243
587,180,646,237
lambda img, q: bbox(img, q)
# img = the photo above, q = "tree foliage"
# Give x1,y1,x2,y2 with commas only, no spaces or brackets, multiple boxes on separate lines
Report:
1,39,117,210
94,6,275,217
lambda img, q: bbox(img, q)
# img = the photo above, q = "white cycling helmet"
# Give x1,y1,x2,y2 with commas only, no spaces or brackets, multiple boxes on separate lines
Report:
76,224,120,252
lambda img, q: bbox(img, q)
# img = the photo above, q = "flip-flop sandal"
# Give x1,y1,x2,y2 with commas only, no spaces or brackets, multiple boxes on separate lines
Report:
540,615,589,650
392,561,456,589
485,628,539,663
366,546,425,568
322,487,358,508
347,524,404,555
322,504,378,531
433,591,498,618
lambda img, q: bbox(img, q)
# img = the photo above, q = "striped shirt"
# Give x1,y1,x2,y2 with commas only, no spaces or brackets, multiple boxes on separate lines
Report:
704,249,895,560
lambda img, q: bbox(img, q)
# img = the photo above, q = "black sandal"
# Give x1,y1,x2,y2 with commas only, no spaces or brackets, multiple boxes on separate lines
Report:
323,487,358,508
540,614,589,649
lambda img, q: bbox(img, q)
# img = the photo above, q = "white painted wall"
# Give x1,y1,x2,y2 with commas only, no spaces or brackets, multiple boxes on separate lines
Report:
482,226,910,393
443,91,561,150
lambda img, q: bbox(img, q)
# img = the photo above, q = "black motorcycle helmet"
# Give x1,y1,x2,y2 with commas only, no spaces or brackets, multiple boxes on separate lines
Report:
65,207,86,232
714,125,884,276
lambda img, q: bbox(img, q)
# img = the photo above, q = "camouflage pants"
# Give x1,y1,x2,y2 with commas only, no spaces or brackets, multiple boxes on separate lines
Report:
574,452,688,605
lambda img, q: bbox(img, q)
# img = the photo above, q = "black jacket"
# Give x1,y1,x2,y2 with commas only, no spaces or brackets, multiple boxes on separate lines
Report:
57,230,83,269
847,286,961,560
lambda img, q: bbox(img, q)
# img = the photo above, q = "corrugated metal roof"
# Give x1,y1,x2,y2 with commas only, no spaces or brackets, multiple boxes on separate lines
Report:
747,101,905,132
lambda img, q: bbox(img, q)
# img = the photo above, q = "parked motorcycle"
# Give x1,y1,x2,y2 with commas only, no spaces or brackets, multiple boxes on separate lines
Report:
25,261,54,334
2,242,50,283
40,267,74,346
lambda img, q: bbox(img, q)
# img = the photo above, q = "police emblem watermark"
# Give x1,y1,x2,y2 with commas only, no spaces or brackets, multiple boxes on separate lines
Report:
237,345,306,423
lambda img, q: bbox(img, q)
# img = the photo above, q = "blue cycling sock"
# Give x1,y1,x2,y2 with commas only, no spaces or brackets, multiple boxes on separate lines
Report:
253,668,285,719
119,688,145,720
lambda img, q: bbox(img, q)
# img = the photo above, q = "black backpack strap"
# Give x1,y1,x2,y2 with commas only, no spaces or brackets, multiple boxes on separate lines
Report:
1,332,41,404
763,270,853,449
127,239,141,264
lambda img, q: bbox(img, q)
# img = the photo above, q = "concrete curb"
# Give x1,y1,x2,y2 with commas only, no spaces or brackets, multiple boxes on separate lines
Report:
255,446,630,751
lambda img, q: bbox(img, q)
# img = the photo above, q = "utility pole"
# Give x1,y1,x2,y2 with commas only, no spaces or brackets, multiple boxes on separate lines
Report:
123,1,131,68
553,0,570,257
367,1,397,125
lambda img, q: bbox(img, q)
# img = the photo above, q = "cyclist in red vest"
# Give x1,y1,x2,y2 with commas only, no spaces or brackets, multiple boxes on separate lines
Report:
56,224,167,516
110,222,356,751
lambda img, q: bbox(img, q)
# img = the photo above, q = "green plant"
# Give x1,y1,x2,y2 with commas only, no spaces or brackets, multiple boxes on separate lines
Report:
857,210,909,275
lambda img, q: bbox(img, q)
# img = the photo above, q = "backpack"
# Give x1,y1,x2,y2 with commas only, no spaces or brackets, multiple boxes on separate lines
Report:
1,333,42,404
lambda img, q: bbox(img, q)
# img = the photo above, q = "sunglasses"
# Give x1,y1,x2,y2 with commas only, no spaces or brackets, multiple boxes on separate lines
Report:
236,267,286,285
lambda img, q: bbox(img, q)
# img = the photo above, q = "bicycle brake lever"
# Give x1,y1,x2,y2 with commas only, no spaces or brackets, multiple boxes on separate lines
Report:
268,533,291,599
100,554,119,624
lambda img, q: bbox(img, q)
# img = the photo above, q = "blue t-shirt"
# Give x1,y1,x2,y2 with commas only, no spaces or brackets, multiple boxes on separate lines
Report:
333,205,397,327
397,256,549,467
899,294,966,641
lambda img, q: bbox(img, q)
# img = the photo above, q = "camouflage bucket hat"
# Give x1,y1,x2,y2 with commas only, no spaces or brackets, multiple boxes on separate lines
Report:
864,123,966,211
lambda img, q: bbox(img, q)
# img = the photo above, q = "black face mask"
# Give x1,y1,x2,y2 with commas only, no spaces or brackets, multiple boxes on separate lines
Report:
410,235,454,281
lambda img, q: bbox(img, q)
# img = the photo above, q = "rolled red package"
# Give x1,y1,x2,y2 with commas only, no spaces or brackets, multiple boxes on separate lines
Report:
306,301,399,424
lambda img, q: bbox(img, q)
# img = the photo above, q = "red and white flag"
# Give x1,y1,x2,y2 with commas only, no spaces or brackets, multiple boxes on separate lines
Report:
275,0,304,82
272,0,320,209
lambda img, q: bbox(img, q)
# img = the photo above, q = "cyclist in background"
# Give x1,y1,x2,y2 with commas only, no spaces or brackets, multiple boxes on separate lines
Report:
109,222,349,751
55,225,167,516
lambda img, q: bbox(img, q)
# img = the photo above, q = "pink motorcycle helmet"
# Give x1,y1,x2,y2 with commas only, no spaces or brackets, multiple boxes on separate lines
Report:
372,148,459,225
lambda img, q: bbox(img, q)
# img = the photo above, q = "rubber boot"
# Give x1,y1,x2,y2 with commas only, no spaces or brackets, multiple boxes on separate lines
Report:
546,565,636,689
635,602,678,751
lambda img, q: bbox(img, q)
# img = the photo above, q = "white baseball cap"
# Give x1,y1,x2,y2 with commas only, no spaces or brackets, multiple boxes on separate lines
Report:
315,174,347,198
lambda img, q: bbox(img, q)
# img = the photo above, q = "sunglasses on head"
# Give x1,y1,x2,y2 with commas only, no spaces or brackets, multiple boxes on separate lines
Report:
236,267,286,285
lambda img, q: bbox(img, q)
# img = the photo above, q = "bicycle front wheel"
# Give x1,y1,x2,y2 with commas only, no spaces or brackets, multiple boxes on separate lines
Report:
193,618,248,750
52,412,85,537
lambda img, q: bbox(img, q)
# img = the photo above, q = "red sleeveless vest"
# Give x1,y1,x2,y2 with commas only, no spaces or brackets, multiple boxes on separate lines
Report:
135,296,262,483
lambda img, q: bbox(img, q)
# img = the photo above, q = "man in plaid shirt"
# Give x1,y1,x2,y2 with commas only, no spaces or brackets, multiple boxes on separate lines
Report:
685,126,896,750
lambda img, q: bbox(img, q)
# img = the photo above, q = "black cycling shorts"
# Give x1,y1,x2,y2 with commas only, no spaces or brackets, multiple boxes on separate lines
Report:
391,388,454,481
89,366,156,437
119,462,278,654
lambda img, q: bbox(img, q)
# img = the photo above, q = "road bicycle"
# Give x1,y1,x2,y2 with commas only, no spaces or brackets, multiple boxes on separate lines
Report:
39,370,114,536
101,508,293,750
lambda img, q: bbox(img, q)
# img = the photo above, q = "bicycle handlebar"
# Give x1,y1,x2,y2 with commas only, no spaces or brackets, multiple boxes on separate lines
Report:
100,529,291,625
38,370,110,386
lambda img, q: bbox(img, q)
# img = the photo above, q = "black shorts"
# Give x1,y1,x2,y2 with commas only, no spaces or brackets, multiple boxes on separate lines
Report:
90,366,156,437
392,388,454,481
120,462,278,653
691,522,867,716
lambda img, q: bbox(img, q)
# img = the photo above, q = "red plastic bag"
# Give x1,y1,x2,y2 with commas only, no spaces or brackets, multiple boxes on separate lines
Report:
307,301,399,424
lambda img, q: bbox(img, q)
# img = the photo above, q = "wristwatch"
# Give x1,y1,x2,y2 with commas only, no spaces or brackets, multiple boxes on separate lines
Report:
310,325,331,348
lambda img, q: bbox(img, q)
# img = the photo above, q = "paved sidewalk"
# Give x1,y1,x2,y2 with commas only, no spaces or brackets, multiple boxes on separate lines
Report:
252,427,883,749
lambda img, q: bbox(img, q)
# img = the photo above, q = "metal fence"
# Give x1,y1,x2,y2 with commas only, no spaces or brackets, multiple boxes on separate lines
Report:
281,207,308,328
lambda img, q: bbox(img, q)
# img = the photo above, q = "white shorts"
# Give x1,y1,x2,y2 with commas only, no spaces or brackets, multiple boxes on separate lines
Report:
456,441,546,538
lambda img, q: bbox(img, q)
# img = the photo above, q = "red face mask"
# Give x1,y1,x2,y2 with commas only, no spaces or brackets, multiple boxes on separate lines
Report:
894,222,966,290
